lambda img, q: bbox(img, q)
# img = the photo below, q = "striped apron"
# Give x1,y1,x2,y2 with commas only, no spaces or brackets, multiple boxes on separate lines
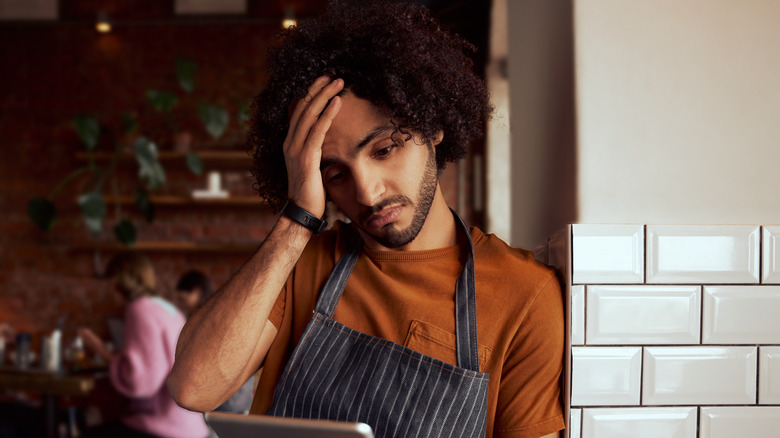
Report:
267,213,490,438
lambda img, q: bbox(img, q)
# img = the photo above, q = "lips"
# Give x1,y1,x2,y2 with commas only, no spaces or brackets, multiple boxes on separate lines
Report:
364,205,402,229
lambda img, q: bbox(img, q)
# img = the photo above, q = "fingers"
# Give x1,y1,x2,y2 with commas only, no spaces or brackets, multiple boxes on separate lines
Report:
288,76,332,132
285,77,344,153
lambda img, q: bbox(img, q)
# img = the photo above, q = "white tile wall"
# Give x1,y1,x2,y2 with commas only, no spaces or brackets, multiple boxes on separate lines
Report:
646,225,760,284
643,347,757,405
759,347,780,404
702,286,780,344
581,407,697,438
763,226,780,283
553,225,779,438
571,285,585,345
571,347,642,406
700,407,780,438
572,225,644,284
586,285,700,345
569,408,581,438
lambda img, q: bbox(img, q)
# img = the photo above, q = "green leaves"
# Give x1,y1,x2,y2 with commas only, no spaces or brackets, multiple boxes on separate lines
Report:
176,57,197,93
146,90,179,113
113,219,137,246
198,103,229,140
73,114,100,151
186,152,204,176
78,192,106,236
134,137,166,189
28,198,57,231
134,187,155,222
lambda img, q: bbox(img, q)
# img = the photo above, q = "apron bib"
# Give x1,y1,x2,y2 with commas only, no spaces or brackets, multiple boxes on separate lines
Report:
268,212,489,438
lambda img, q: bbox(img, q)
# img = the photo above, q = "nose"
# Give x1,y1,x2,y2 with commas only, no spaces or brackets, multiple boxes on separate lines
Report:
352,165,384,206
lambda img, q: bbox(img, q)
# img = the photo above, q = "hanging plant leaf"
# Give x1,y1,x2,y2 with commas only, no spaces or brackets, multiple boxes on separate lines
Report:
120,112,139,136
198,103,229,140
27,198,57,231
77,192,106,236
134,137,166,190
237,100,251,125
113,219,137,247
73,114,100,151
134,187,155,222
146,90,179,113
186,152,204,176
176,58,197,94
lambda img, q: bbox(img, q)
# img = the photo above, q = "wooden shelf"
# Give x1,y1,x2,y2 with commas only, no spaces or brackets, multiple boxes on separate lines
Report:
105,195,266,206
75,150,253,168
74,241,258,253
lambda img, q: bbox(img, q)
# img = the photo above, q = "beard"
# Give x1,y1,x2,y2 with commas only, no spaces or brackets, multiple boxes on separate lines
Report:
357,147,438,249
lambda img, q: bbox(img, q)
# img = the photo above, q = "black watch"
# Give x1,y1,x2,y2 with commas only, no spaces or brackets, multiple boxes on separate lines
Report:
280,200,328,235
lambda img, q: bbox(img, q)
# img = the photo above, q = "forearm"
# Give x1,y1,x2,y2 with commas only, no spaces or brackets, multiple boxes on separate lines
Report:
168,217,311,412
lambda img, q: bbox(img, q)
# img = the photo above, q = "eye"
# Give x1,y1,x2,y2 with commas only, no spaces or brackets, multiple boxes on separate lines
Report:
373,142,398,158
323,167,345,185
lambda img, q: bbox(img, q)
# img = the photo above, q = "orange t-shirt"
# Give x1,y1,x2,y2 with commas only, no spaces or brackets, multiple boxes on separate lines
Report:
250,223,565,438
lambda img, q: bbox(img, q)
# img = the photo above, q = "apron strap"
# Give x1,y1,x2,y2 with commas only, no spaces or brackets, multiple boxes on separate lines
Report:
315,234,363,317
313,210,481,372
453,212,480,372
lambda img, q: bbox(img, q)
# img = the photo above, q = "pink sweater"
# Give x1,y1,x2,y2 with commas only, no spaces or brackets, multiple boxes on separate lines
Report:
110,296,209,438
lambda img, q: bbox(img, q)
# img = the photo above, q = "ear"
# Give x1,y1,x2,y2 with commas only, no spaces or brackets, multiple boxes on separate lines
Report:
432,130,444,147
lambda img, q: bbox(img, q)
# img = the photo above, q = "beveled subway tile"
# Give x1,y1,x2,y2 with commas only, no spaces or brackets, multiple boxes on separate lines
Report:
764,226,780,284
572,225,644,284
569,408,582,438
571,285,585,345
702,286,780,344
643,346,757,405
700,407,780,438
571,347,641,406
646,225,760,284
587,285,700,345
760,347,780,404
582,407,697,438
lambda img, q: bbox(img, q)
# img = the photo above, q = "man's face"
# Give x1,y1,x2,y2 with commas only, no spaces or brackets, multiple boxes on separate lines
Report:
320,92,440,251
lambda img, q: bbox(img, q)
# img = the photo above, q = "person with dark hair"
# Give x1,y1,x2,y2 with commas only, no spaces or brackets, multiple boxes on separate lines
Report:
174,270,255,414
169,2,564,437
78,253,210,438
175,270,215,318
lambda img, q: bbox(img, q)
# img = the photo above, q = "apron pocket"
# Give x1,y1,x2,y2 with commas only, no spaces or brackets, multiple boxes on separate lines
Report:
403,319,492,372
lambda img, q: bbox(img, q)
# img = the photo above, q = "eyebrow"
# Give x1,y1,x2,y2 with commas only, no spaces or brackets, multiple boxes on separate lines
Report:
320,124,395,170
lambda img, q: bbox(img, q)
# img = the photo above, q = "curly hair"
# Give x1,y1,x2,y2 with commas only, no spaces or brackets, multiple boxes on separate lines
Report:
248,0,492,212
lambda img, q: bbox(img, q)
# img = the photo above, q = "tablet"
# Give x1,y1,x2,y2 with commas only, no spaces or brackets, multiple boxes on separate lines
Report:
205,411,375,438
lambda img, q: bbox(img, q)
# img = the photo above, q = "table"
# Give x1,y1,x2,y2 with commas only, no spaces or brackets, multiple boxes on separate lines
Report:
0,366,106,438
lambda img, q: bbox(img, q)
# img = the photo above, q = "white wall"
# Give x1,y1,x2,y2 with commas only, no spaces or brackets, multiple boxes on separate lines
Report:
575,0,780,224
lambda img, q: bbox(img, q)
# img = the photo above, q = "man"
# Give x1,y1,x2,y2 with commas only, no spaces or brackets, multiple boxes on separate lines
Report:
168,2,564,437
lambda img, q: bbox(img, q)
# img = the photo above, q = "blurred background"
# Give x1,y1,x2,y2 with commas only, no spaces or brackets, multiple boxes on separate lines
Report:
2,0,780,436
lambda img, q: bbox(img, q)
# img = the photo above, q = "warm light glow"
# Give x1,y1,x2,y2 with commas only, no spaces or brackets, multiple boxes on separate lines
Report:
282,18,297,29
96,11,111,33
96,21,112,33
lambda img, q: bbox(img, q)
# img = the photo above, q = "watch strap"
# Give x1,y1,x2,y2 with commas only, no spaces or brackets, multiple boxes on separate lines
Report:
280,200,328,234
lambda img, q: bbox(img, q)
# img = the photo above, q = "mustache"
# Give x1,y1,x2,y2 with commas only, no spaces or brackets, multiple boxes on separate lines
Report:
358,195,413,223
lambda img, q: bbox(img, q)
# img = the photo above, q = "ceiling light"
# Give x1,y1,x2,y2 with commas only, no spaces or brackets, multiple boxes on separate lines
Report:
282,7,296,29
96,11,112,33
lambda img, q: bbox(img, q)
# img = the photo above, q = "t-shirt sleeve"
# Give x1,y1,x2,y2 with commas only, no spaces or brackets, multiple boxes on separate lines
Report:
494,272,565,438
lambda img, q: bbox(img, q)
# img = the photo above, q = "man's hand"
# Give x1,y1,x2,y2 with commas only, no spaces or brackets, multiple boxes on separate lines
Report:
283,76,344,217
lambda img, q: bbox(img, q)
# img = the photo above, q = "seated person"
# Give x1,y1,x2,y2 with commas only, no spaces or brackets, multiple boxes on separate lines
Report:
79,253,210,438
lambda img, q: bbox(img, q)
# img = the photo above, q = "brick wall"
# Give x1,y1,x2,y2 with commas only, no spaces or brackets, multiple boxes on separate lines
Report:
0,3,467,354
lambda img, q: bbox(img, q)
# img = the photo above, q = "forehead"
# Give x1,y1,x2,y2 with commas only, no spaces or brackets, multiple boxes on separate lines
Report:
322,92,392,153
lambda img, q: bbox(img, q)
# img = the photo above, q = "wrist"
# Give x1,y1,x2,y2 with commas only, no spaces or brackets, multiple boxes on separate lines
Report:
280,200,328,234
